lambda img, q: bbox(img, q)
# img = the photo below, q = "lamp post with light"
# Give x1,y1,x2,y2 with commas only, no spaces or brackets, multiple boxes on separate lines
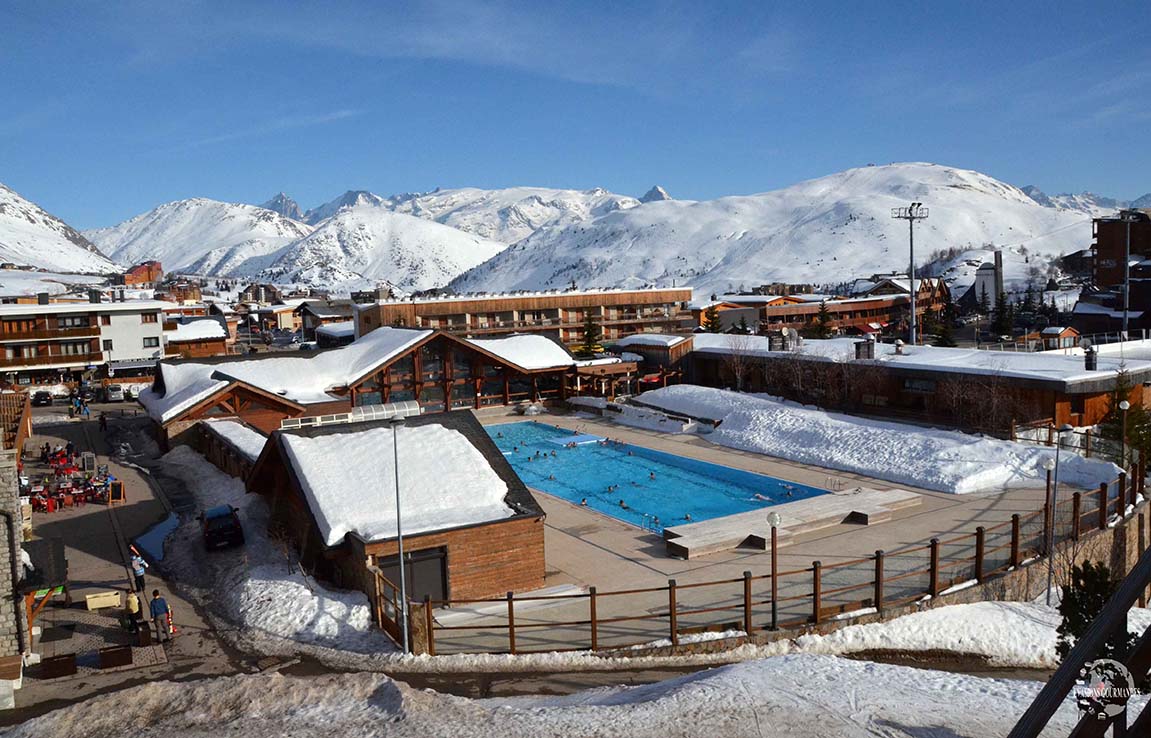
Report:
768,511,781,630
1119,399,1131,471
1043,423,1074,606
389,415,410,652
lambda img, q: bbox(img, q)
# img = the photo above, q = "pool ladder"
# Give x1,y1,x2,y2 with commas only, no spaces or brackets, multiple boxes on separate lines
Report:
640,513,663,534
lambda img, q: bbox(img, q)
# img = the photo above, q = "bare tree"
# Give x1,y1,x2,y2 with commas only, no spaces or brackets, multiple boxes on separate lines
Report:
721,333,754,392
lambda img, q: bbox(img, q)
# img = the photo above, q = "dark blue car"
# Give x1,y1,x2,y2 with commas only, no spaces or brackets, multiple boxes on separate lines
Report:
198,505,245,549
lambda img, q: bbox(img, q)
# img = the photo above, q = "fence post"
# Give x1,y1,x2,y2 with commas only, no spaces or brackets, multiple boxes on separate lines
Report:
668,579,678,646
506,591,516,655
975,527,986,582
1047,424,1054,447
812,561,823,625
1073,493,1082,540
588,586,598,651
1010,514,1021,568
929,538,940,597
874,550,885,613
1043,470,1053,554
424,594,435,657
1098,482,1109,530
1120,471,1129,512
1085,428,1092,458
742,571,752,634
1130,468,1138,508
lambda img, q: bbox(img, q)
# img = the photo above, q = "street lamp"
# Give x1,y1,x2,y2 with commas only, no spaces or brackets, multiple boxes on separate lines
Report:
1044,423,1074,606
892,202,930,346
389,415,410,652
767,511,782,630
1120,399,1131,471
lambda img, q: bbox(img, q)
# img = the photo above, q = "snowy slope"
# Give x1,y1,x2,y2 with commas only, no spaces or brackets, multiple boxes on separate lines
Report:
0,182,116,273
85,198,313,274
302,190,386,225
260,192,304,221
451,163,1092,296
257,203,506,292
1022,185,1151,218
380,186,640,244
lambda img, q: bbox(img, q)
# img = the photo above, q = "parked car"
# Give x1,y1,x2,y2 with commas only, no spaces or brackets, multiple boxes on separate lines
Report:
198,505,245,549
30,391,52,407
103,384,125,402
298,341,318,351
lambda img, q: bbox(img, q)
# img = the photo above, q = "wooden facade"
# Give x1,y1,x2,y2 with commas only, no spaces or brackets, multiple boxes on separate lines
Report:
356,288,693,346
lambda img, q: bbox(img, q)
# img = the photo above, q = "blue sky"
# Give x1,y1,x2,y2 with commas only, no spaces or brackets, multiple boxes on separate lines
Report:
2,1,1149,229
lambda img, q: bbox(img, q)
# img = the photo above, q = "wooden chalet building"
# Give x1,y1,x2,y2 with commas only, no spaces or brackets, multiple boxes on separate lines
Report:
140,327,595,446
246,412,546,608
295,301,356,341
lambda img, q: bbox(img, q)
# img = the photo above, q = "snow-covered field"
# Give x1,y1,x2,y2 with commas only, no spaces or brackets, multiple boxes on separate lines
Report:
155,446,396,655
634,385,1118,494
6,652,1116,738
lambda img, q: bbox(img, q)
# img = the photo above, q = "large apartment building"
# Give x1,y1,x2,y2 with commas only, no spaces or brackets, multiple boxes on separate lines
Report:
0,298,168,385
354,287,694,345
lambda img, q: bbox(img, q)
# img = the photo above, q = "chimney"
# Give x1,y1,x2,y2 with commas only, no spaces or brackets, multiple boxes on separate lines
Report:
854,339,875,360
1085,346,1098,371
88,289,102,304
36,292,49,305
894,339,905,356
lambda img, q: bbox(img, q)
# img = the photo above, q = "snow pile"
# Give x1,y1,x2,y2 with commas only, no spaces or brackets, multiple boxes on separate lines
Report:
450,162,1089,296
167,319,228,342
280,423,514,546
465,334,574,370
637,385,1119,494
315,320,355,339
157,446,394,654
8,654,1107,738
201,419,267,462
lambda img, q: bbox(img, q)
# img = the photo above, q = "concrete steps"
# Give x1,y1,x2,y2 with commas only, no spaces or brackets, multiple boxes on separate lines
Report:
663,487,922,560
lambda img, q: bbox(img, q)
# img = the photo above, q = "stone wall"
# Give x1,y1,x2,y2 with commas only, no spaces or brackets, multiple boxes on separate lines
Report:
0,451,28,658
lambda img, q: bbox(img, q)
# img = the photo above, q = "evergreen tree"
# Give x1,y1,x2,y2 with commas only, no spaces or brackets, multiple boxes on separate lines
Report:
1022,289,1036,314
1057,561,1138,663
701,305,723,333
736,315,751,335
990,291,1013,336
579,313,602,356
809,300,833,339
1097,368,1151,467
979,285,991,316
934,319,958,347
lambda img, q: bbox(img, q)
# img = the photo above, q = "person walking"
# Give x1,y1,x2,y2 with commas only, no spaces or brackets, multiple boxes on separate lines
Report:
130,553,148,593
99,413,108,431
150,590,171,643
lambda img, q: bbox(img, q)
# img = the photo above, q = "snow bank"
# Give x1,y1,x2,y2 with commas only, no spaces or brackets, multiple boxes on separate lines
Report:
9,654,1107,738
157,446,395,654
637,385,1119,494
315,320,355,338
280,423,514,547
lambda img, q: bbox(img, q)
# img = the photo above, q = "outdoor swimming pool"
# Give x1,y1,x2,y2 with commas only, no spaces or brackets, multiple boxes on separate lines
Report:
486,421,826,531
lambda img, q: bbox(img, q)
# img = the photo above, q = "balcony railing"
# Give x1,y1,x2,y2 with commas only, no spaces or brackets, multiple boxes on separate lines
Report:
0,352,103,369
0,327,100,341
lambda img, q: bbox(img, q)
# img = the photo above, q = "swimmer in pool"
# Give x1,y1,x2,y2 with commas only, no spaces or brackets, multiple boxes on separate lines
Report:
684,513,693,522
580,498,588,506
753,493,771,502
619,500,629,510
548,474,555,481
649,472,656,481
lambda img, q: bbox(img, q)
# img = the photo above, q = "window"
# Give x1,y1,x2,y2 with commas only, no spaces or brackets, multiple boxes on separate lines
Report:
60,342,90,356
102,339,113,351
141,313,158,324
143,337,160,348
101,315,111,326
58,316,90,328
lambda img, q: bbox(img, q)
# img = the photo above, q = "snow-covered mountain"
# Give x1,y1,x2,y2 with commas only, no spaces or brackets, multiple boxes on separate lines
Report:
85,198,313,275
260,192,304,221
379,186,640,245
0,182,117,273
302,190,386,225
450,163,1093,296
256,203,506,292
640,185,673,203
1021,185,1151,218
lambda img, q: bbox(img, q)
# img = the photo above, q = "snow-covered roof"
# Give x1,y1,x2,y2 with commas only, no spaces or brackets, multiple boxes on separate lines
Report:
1072,302,1144,319
316,320,355,338
167,319,227,342
200,419,267,462
687,333,1151,386
279,421,516,546
0,299,169,316
140,327,433,423
373,285,689,307
463,334,574,370
615,334,689,348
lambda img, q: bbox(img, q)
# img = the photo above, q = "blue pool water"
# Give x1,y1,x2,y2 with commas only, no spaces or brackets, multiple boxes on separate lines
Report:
487,421,826,531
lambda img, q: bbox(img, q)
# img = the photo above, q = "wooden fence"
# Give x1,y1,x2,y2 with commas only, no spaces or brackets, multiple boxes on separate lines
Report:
374,464,1146,656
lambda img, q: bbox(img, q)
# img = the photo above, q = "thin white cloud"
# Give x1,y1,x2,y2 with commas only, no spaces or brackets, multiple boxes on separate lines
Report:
186,109,363,148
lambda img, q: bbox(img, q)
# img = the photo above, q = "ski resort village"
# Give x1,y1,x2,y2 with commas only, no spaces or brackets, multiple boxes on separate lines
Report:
3,4,1150,736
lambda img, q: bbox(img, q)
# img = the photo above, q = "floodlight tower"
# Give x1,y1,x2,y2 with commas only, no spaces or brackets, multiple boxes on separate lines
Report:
892,202,930,345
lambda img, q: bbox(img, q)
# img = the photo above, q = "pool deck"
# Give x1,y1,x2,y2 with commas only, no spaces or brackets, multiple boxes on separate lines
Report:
443,409,1054,654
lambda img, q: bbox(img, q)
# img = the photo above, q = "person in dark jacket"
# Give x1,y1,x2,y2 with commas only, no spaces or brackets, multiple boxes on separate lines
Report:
150,590,171,642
